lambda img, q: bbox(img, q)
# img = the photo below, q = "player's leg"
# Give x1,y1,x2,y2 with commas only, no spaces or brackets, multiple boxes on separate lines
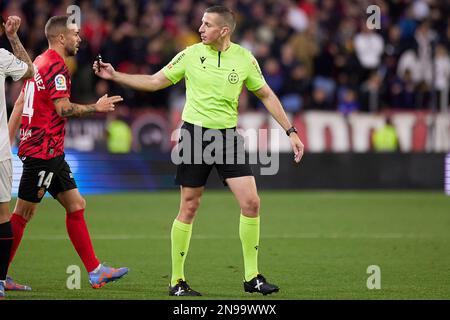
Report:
7,156,42,292
6,156,48,291
55,188,128,288
9,198,38,265
169,186,204,296
169,122,211,296
226,176,260,276
0,202,12,298
55,188,98,272
4,198,37,291
9,156,48,267
226,177,279,295
0,159,13,297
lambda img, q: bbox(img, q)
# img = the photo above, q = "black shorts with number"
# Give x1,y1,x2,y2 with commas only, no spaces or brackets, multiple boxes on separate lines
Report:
174,122,253,187
18,154,77,203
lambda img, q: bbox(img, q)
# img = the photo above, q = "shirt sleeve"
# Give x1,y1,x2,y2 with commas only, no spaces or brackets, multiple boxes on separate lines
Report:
0,48,28,81
244,51,266,92
46,63,71,100
162,47,190,85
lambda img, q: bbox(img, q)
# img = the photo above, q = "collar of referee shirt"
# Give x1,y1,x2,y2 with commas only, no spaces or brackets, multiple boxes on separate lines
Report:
206,42,232,52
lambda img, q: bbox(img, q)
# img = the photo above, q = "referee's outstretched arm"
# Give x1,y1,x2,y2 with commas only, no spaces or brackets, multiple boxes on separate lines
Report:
93,61,172,92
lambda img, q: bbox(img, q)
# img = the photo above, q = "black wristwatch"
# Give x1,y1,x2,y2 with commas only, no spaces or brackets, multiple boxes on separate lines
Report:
286,126,298,136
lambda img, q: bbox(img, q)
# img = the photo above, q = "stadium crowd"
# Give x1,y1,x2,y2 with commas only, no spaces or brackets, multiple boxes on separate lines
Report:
1,0,450,114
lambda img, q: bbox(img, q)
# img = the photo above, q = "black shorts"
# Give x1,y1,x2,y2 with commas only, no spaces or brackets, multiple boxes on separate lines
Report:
18,154,77,203
174,122,253,187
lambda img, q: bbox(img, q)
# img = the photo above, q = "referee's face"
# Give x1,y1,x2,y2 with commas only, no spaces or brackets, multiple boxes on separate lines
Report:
199,13,225,45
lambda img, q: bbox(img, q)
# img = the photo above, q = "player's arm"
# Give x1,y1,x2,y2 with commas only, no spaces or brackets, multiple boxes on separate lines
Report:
3,16,34,79
253,84,304,163
93,61,172,92
53,94,123,118
8,90,24,146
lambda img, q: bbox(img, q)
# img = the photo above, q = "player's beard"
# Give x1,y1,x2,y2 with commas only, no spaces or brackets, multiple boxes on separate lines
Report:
65,44,78,57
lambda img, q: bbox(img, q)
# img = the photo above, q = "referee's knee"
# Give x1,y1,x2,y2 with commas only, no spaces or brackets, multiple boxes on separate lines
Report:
241,196,260,217
180,197,200,221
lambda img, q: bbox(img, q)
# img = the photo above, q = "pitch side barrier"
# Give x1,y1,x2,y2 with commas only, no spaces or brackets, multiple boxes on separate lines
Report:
10,150,446,194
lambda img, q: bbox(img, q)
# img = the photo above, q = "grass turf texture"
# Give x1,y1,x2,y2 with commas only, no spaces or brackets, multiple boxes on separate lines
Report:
5,191,450,300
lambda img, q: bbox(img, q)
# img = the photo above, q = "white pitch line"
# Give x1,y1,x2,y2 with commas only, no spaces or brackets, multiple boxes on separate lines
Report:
22,233,448,240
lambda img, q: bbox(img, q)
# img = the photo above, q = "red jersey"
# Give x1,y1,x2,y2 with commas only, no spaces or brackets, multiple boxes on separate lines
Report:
18,49,71,160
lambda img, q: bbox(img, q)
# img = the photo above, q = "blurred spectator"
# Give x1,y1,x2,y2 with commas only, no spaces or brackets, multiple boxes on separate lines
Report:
313,76,335,102
338,89,360,116
106,107,132,154
280,63,310,113
309,87,331,111
434,44,450,111
286,1,308,32
354,22,385,82
397,44,422,84
288,21,319,77
263,58,283,95
372,118,399,152
360,72,383,112
412,0,430,21
387,71,417,109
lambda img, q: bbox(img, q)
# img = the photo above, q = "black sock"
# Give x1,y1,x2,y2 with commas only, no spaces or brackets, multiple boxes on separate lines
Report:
0,221,13,281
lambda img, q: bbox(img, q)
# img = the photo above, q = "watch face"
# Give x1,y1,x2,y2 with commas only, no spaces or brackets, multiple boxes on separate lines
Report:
287,127,297,135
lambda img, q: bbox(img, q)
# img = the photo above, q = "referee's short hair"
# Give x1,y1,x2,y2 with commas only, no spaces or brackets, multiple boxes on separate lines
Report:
205,5,236,33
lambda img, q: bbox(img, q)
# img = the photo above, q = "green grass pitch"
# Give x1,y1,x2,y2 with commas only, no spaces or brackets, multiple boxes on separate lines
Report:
5,191,450,300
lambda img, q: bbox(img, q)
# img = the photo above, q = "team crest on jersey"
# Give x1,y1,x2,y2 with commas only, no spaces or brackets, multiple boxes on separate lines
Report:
55,74,67,91
37,187,45,199
228,72,239,84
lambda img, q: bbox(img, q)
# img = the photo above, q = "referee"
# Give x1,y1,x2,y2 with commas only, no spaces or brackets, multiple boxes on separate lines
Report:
94,5,304,296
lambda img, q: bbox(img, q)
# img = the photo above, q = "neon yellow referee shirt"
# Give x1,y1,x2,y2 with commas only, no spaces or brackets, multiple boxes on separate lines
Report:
163,42,266,129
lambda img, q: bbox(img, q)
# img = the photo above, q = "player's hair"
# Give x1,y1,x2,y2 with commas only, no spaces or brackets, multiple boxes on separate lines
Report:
205,5,236,33
0,16,4,31
45,15,70,41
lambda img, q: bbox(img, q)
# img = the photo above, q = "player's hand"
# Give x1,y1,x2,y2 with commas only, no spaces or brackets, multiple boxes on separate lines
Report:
289,133,304,163
93,60,115,80
95,94,123,112
4,16,21,38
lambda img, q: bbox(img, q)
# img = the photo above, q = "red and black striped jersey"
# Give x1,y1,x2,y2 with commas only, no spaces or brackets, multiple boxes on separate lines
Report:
18,49,71,160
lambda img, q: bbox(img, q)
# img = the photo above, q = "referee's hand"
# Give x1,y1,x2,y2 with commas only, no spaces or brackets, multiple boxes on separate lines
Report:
290,134,304,163
93,60,115,80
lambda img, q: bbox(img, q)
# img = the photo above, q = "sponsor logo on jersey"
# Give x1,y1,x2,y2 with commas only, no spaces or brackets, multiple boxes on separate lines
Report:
172,52,185,66
55,74,67,91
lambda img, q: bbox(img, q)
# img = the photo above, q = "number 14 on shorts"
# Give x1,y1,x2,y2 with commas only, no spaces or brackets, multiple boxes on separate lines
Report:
37,170,54,188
